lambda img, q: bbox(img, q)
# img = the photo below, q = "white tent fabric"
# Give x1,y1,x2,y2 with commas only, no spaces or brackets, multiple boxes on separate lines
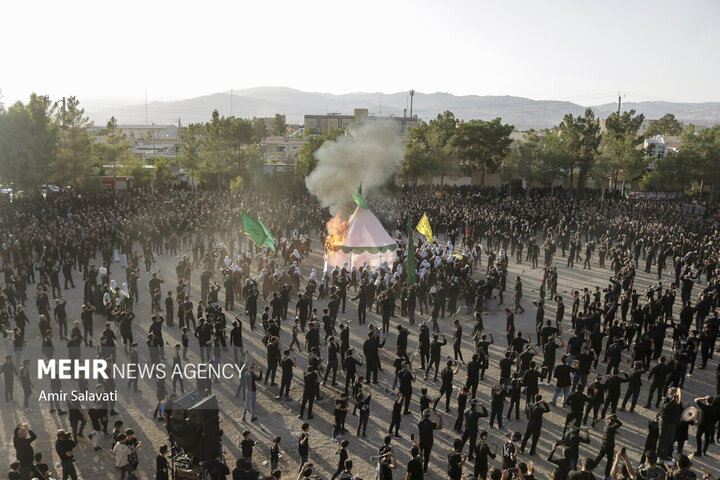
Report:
324,205,397,271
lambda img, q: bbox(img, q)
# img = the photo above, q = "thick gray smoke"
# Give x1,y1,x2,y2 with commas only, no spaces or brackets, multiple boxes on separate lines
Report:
305,119,404,217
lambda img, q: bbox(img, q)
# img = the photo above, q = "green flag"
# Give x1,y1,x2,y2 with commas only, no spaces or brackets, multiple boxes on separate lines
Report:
243,210,276,253
259,219,276,253
406,216,416,286
352,181,368,209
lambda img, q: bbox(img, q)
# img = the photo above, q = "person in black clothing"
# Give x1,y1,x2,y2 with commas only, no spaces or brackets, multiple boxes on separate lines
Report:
522,361,541,409
433,360,460,412
506,372,523,420
417,409,443,473
489,379,509,429
55,429,77,480
323,336,340,386
424,333,447,381
645,356,669,409
561,425,591,470
547,443,573,480
601,368,628,418
447,438,467,480
330,439,350,480
13,423,37,479
389,392,404,437
454,385,470,432
620,360,646,412
562,384,589,437
583,375,604,427
2,355,18,403
520,394,550,455
298,366,320,420
397,361,415,414
461,399,489,459
694,395,717,456
593,414,622,478
342,349,362,395
277,350,296,400
473,430,498,480
156,445,169,480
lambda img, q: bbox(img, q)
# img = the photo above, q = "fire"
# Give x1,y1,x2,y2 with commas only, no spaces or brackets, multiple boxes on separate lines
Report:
325,214,349,252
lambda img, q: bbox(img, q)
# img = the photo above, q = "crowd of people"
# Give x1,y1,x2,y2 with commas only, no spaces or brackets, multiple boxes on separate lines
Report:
1,184,719,480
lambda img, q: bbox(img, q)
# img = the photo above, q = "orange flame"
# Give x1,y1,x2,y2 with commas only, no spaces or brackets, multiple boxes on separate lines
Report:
325,214,349,253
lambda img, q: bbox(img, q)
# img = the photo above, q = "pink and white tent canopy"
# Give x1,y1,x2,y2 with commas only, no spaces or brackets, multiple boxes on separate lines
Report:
324,205,398,271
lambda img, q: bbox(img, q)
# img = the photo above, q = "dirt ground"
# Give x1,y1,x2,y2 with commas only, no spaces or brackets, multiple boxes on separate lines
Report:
1,234,718,479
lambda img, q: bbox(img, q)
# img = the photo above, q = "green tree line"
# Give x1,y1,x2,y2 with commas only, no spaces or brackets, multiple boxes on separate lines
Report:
0,93,277,193
399,109,719,199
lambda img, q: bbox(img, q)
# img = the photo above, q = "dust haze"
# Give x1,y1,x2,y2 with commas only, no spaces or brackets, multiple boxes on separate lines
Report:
305,119,405,217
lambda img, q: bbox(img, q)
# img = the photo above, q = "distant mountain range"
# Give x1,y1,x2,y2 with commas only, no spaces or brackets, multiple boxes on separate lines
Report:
83,87,720,130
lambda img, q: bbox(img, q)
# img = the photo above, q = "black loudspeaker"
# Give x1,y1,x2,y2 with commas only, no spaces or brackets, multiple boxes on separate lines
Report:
167,391,220,461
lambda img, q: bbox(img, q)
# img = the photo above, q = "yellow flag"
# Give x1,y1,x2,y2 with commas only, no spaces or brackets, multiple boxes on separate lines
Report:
415,213,434,244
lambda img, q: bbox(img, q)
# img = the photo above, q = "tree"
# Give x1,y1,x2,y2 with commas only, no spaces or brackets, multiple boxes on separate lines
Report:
402,128,436,186
556,108,601,194
96,116,133,183
272,114,287,136
0,94,57,192
640,153,689,191
53,96,95,187
295,136,324,181
252,117,267,143
294,128,344,183
421,111,460,185
646,114,682,136
678,125,720,199
177,123,204,189
152,157,172,188
502,129,564,190
236,144,263,187
600,110,647,193
202,110,234,188
454,118,513,185
119,155,150,186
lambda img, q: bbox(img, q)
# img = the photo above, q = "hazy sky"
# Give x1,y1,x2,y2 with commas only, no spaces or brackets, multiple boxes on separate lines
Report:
2,0,718,108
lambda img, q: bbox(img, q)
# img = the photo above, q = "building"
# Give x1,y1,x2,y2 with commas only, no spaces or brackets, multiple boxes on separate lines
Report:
260,135,305,173
644,134,681,158
90,124,182,161
304,108,418,135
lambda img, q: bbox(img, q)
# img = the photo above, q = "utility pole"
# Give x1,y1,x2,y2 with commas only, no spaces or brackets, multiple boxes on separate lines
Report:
617,91,621,116
409,90,415,118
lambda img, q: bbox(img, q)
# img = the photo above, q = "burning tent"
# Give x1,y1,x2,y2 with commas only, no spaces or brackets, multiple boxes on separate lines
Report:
324,197,398,272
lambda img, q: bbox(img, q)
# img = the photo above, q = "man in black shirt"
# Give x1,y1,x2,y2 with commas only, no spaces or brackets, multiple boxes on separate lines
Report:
551,356,577,407
461,399,488,459
405,445,424,480
620,360,646,412
520,394,550,455
645,356,669,409
342,349,362,395
447,438,467,480
277,350,296,400
562,384,589,437
424,333,447,381
547,442,574,480
489,380,509,429
55,429,77,480
417,409,443,473
13,423,37,479
298,366,320,420
593,414,622,478
433,360,460,413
